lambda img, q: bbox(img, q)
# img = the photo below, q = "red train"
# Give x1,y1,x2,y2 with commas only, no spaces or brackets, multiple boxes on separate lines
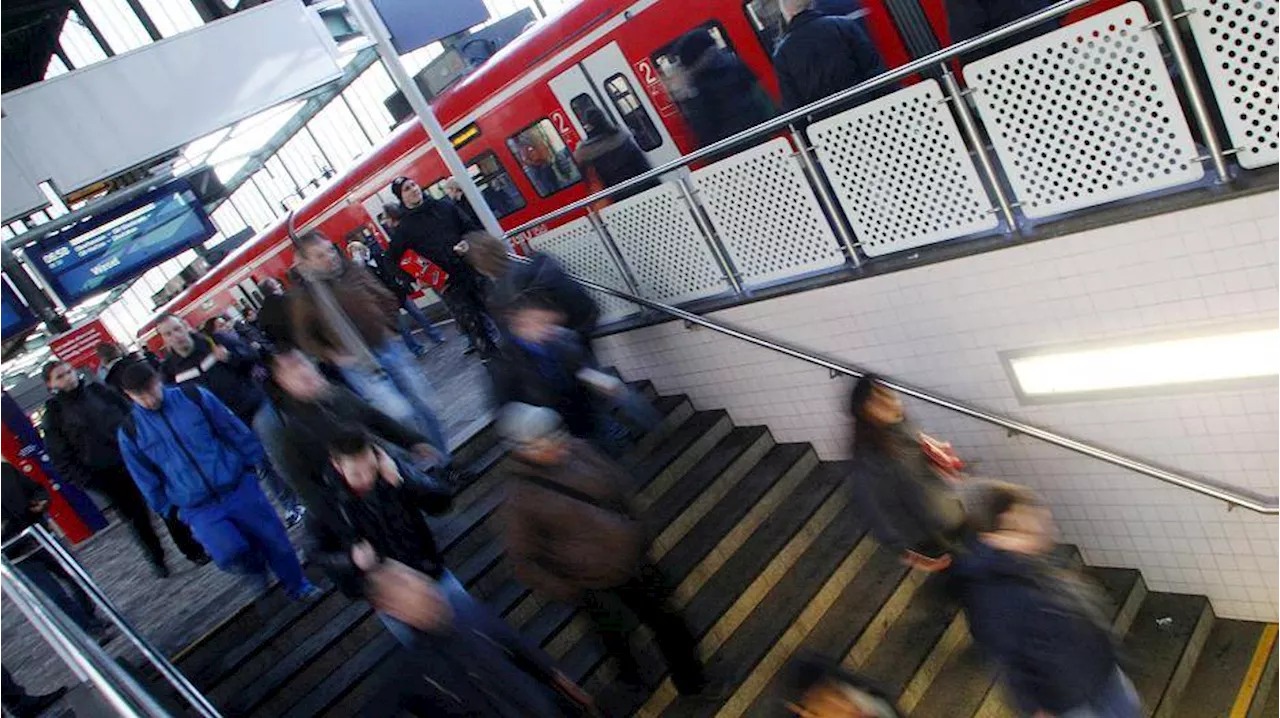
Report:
138,0,1118,347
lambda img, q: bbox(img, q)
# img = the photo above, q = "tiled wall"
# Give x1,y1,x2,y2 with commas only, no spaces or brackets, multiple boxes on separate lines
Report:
596,191,1280,621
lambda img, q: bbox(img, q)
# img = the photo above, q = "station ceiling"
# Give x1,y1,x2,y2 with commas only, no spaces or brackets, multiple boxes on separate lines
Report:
1,0,74,93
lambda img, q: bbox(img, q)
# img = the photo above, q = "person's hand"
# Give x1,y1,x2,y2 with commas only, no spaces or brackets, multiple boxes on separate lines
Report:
365,559,452,631
452,240,470,255
28,499,48,513
375,447,404,486
351,540,379,570
410,443,440,464
211,344,230,363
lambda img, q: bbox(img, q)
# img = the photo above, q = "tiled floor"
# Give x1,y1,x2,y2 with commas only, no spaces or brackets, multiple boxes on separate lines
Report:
1,325,494,697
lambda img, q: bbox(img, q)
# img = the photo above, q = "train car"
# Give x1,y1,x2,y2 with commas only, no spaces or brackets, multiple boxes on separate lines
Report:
138,0,920,348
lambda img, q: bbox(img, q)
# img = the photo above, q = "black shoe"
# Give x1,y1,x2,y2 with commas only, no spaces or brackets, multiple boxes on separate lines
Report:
188,553,212,566
463,345,478,355
10,686,68,718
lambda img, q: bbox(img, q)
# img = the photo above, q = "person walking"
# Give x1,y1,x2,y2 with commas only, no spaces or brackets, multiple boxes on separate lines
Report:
386,176,498,356
2,462,112,640
96,341,160,393
673,29,776,147
115,362,318,600
773,0,887,112
155,314,306,527
499,404,709,696
41,360,208,575
952,480,1142,718
571,108,657,202
347,238,446,357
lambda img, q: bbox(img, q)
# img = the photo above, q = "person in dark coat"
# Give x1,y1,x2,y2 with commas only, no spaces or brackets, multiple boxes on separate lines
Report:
347,238,446,357
952,480,1141,718
773,0,888,112
386,176,498,356
944,0,1060,63
41,360,207,575
571,108,657,202
476,240,600,353
846,375,965,567
499,403,708,695
674,29,776,147
96,341,161,394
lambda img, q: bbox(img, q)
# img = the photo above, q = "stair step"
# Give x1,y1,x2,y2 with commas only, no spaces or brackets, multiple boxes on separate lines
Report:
1173,621,1276,718
251,611,385,717
298,634,397,718
1123,592,1214,717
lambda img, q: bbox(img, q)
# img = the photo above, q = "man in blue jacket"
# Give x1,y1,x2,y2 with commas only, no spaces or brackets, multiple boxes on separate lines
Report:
115,361,317,600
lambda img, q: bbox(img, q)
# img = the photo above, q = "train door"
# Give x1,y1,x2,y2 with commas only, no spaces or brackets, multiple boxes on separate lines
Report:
547,41,682,169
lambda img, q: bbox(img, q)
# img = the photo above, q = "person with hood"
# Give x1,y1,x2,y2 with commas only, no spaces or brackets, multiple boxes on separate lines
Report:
773,0,887,113
846,374,965,568
289,231,454,473
499,403,708,696
347,238,445,357
40,360,208,576
115,362,318,600
673,29,776,147
571,108,657,203
308,428,590,717
952,480,1141,718
156,314,306,527
385,176,498,356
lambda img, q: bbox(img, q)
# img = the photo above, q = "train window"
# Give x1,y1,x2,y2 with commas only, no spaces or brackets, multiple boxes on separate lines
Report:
505,118,582,198
743,0,786,55
464,152,526,219
424,177,449,200
602,74,663,151
570,93,602,126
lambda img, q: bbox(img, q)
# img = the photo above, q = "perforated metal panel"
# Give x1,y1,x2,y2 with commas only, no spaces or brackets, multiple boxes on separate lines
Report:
526,217,638,324
1187,0,1279,169
806,80,999,257
598,182,731,305
963,2,1205,219
688,138,846,285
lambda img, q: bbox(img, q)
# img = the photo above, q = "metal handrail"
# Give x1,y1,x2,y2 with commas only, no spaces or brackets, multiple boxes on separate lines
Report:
502,0,1096,238
524,257,1278,514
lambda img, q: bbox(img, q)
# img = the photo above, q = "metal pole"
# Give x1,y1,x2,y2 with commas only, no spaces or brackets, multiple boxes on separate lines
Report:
788,126,862,267
29,525,223,718
940,69,1018,230
585,210,643,298
347,0,505,238
675,178,743,295
1,557,151,718
1150,0,1232,183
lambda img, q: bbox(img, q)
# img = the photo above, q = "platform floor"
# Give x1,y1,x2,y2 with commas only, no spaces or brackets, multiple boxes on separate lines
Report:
1,325,493,697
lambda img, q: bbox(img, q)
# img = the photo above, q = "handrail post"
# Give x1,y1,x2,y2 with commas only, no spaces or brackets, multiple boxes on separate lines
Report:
585,209,644,300
28,525,223,718
788,125,862,267
940,68,1019,231
1149,0,1232,183
675,177,744,295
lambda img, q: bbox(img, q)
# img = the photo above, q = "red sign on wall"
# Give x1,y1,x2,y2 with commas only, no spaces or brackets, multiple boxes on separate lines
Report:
48,319,116,374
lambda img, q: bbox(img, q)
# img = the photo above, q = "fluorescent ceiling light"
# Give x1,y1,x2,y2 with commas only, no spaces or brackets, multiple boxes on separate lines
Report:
1009,328,1280,397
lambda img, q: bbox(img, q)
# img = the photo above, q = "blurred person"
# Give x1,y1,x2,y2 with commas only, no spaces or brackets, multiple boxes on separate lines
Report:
571,108,656,202
347,238,446,357
202,315,237,342
944,0,1060,63
115,362,319,601
41,360,208,576
2,667,68,718
442,178,483,228
96,341,161,394
308,428,589,717
846,375,965,569
2,461,112,639
156,314,306,527
255,276,296,349
233,307,271,353
500,403,708,696
386,176,499,356
290,231,456,474
779,655,900,717
773,0,887,112
953,481,1141,718
674,29,776,147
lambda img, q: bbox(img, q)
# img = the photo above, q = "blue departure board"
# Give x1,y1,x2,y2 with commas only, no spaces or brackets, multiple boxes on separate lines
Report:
27,179,216,305
1,282,38,340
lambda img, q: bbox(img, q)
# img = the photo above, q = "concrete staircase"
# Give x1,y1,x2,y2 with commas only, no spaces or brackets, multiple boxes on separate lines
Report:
153,380,1278,717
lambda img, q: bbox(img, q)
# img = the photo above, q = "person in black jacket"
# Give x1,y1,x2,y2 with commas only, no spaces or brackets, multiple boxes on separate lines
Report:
773,0,888,113
96,341,161,393
156,314,306,527
386,176,498,356
571,108,656,202
347,238,446,357
944,0,1059,63
674,29,776,147
952,481,1141,718
40,361,207,575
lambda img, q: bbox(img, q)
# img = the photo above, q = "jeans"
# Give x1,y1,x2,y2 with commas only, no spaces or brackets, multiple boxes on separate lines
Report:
251,402,303,512
1057,668,1142,718
12,551,103,634
339,341,452,465
379,571,567,717
401,298,446,348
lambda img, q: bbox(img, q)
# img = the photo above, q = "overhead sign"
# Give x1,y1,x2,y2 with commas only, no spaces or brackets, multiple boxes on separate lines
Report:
49,319,116,373
1,281,38,340
26,179,216,305
373,0,490,54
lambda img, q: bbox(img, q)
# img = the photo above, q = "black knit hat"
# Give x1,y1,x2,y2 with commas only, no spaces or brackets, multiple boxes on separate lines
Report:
390,176,412,203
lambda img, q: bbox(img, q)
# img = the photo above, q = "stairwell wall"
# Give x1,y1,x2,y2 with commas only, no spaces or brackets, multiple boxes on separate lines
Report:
596,190,1280,622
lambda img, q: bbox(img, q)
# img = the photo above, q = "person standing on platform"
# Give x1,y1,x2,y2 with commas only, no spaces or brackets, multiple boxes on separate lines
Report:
347,238,446,357
115,362,319,601
386,176,498,356
40,360,208,576
96,342,160,393
773,0,887,112
673,29,776,147
156,314,306,527
571,108,656,202
443,179,483,229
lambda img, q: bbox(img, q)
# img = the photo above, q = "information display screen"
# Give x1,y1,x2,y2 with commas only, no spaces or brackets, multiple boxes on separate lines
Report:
27,179,215,305
1,282,38,340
